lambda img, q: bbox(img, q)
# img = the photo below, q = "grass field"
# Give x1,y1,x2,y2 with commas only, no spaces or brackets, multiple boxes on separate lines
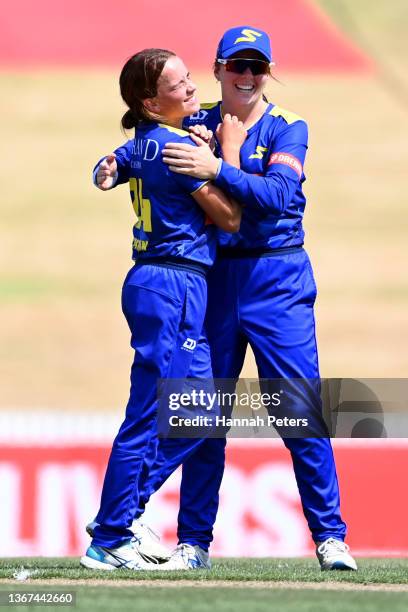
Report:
1,585,406,612
1,558,408,611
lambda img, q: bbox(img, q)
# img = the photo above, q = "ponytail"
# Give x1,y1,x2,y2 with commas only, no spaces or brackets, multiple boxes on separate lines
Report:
121,109,136,130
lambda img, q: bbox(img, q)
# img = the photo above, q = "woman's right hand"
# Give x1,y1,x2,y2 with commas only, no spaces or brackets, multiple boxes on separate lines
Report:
96,154,118,190
188,124,214,150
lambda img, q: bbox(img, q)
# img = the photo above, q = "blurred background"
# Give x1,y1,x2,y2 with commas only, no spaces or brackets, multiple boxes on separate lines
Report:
0,0,407,558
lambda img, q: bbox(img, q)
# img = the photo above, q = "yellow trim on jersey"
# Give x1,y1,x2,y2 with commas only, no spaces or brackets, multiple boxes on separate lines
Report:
158,123,190,137
191,180,209,194
200,102,219,110
269,105,304,125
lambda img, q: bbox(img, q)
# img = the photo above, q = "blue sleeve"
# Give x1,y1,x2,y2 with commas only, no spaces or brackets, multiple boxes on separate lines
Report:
169,135,208,194
214,120,308,215
172,170,208,195
92,139,134,187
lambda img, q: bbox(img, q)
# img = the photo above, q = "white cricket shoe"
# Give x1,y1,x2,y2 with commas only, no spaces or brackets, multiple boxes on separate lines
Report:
131,519,172,562
154,543,211,571
86,519,171,563
80,540,154,571
316,538,358,571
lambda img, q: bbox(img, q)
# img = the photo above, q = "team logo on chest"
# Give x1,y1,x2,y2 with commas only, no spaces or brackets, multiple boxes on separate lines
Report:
249,146,268,160
189,110,209,122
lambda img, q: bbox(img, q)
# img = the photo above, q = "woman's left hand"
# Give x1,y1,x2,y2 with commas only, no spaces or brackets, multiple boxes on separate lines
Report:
162,135,219,180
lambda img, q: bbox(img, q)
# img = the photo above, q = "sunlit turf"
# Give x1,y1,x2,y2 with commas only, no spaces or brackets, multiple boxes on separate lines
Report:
1,557,407,584
1,584,408,612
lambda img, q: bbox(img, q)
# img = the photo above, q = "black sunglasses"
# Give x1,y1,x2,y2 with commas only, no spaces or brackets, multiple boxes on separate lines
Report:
216,58,271,76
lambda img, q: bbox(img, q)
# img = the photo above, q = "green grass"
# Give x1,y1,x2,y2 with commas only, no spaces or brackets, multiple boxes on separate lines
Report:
1,559,408,612
317,0,408,58
1,557,408,584
317,0,408,101
0,585,407,612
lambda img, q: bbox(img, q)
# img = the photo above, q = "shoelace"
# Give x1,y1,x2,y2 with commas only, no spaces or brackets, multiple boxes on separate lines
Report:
129,535,160,565
172,543,194,563
317,538,350,555
133,520,161,543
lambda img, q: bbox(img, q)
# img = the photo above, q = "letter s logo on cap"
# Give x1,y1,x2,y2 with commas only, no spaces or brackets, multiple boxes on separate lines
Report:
234,29,262,44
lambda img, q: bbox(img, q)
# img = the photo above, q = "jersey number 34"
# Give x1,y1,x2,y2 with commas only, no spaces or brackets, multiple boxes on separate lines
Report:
129,177,152,232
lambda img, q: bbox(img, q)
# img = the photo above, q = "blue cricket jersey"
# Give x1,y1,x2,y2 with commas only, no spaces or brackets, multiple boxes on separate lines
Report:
97,122,216,266
184,102,308,249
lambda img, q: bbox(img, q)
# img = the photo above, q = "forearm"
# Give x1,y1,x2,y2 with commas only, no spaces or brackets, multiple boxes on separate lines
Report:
193,184,241,233
219,146,242,216
221,145,241,169
214,161,298,215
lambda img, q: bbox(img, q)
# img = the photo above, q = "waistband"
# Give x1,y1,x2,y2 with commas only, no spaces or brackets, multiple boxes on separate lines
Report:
133,256,210,278
217,245,304,259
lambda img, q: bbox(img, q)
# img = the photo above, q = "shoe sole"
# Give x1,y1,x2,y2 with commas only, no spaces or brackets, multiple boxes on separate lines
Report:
155,563,211,571
80,556,116,571
321,563,357,571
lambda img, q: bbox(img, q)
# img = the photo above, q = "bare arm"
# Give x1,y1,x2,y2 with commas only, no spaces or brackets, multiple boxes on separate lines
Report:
192,183,241,233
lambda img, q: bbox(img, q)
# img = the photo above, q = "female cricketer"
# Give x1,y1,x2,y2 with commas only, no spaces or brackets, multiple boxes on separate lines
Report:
80,48,242,571
135,26,357,572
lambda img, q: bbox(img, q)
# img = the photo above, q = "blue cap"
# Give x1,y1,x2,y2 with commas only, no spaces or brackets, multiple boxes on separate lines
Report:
216,26,272,63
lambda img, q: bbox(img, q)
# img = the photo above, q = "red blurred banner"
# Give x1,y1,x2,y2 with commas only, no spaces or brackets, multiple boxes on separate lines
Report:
1,441,406,557
0,0,373,72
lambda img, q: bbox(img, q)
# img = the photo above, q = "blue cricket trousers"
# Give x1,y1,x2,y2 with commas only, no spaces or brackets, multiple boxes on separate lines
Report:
139,248,346,549
92,262,211,548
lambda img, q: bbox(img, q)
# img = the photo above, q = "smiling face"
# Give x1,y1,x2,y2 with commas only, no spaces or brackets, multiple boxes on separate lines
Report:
144,56,200,127
215,49,270,110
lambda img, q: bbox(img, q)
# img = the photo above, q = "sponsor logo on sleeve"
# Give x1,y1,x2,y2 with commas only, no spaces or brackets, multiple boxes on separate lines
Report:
268,152,303,178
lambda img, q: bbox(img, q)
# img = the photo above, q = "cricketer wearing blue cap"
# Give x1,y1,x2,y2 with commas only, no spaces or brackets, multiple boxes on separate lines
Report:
133,26,357,571
215,25,273,62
